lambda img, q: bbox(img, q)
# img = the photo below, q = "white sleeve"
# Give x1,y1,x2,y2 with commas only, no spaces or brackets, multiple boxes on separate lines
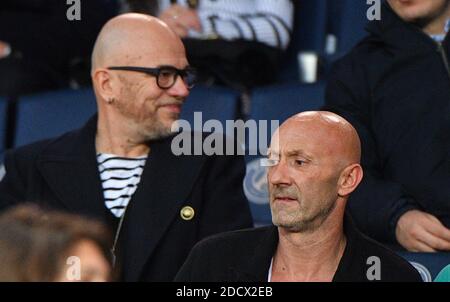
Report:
191,0,294,49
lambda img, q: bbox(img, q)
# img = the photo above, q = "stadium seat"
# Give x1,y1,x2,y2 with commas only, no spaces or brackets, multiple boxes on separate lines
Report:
327,0,370,59
0,98,7,163
278,0,328,82
243,83,326,225
14,89,97,148
397,252,450,282
180,85,240,133
251,82,326,127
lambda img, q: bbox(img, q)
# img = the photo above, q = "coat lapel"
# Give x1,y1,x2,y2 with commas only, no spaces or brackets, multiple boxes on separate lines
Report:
229,226,278,282
36,116,106,220
119,135,207,281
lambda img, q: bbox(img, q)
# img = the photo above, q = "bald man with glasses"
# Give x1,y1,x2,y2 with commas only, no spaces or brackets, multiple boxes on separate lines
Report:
0,14,252,281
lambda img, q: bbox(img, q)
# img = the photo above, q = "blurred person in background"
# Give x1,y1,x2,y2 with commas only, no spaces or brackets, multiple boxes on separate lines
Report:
0,0,117,96
0,204,112,282
325,0,450,252
122,0,294,91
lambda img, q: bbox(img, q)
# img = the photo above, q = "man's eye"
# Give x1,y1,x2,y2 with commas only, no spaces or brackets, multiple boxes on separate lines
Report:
295,160,305,166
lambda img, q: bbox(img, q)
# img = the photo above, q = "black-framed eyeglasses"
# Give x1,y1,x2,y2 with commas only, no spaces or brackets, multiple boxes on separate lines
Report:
107,65,197,89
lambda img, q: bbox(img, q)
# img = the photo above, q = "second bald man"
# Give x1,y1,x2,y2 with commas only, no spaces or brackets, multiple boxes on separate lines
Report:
176,111,421,282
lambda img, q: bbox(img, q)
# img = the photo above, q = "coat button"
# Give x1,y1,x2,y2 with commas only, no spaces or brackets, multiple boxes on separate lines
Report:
180,206,195,221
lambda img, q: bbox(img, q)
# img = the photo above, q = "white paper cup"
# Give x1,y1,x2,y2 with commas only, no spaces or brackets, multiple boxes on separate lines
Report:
298,52,319,83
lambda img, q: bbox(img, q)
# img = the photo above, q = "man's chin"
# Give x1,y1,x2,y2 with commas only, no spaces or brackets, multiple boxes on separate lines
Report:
141,124,174,141
273,220,305,233
272,211,301,228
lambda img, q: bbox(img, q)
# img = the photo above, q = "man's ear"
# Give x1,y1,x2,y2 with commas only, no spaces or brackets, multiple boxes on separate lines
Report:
337,164,363,198
92,68,115,103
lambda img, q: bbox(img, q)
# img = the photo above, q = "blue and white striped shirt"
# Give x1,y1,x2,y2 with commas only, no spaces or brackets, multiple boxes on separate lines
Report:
97,153,147,218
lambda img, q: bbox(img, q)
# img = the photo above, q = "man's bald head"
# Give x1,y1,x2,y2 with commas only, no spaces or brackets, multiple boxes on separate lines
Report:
274,111,361,168
268,111,363,233
91,13,190,144
91,13,185,72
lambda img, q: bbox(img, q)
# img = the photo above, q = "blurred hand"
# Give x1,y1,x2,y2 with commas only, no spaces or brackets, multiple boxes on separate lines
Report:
396,210,450,252
0,41,11,58
159,4,202,38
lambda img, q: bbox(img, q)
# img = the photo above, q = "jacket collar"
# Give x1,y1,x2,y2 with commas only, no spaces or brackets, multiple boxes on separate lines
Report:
332,214,363,282
36,115,105,219
118,134,206,281
229,226,278,282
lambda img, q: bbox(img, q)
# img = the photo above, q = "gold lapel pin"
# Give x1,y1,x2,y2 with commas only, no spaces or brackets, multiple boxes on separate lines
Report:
180,206,195,221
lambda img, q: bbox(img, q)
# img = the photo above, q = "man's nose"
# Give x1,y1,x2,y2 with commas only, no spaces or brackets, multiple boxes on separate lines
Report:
268,160,292,186
167,75,190,98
